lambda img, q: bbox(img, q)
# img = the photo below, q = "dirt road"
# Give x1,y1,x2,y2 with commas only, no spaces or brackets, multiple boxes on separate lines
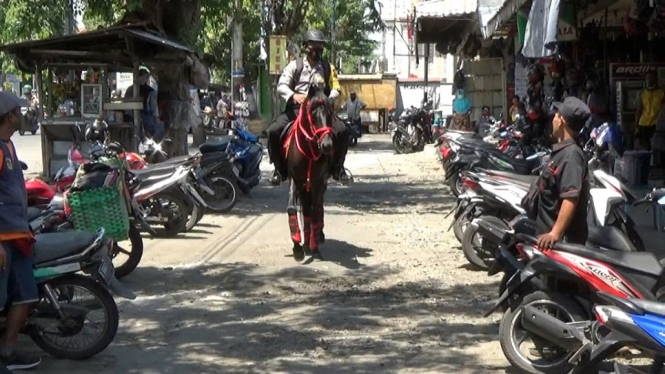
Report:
36,134,509,373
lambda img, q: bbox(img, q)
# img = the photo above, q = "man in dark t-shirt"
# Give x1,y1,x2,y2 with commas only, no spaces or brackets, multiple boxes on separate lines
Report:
536,97,591,248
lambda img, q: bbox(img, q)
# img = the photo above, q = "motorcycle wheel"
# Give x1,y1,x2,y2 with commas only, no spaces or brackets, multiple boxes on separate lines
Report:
392,133,409,154
151,191,188,237
113,225,143,279
462,216,509,270
186,203,205,231
452,209,473,243
499,291,585,374
448,173,464,197
29,274,119,360
18,129,25,136
201,174,238,213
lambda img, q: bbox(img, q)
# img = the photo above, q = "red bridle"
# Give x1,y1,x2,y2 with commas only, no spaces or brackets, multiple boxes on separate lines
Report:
284,98,334,191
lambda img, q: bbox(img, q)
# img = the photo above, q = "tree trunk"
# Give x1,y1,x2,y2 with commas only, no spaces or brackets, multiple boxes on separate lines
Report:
127,0,206,156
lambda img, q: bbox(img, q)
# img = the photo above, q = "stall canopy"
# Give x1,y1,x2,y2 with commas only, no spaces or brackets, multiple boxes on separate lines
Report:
0,23,195,73
522,0,560,58
415,0,478,45
481,0,530,38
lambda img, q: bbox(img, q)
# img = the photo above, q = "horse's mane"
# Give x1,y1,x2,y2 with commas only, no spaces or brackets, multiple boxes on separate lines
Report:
305,85,331,127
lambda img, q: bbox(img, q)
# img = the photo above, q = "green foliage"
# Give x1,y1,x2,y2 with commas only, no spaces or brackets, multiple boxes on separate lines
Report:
0,0,382,80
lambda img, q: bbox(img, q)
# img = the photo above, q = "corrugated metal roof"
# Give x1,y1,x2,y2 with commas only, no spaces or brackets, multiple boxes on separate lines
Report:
416,0,478,18
484,0,529,38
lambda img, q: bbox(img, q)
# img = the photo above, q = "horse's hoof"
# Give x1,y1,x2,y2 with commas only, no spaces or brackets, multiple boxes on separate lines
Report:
299,253,314,265
311,249,323,261
293,247,304,262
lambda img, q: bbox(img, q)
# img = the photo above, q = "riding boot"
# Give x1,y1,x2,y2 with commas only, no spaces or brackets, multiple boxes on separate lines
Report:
267,141,283,186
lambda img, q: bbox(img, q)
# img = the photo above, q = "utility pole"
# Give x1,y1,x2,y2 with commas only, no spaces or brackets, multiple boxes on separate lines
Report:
64,0,75,35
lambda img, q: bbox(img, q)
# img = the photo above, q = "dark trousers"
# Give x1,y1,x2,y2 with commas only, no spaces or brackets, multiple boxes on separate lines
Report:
267,107,349,171
637,125,656,150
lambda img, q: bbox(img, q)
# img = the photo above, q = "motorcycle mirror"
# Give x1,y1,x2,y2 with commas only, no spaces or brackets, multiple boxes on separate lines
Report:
19,161,27,170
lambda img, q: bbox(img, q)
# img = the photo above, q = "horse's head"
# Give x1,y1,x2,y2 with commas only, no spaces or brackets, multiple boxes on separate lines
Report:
305,83,334,155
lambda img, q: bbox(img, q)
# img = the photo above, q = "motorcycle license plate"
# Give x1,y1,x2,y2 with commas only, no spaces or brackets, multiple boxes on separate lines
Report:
97,257,115,285
232,165,240,176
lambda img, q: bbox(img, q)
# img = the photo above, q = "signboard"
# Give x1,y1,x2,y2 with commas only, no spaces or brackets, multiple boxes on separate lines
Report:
4,74,19,83
116,72,133,96
269,36,288,75
514,63,528,101
558,3,577,42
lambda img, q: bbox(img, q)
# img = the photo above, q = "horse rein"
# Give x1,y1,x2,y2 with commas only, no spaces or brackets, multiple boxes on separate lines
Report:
284,98,335,191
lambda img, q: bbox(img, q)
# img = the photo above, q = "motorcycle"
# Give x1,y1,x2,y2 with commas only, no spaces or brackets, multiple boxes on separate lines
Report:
337,111,361,147
19,105,38,135
391,106,427,154
26,227,135,360
480,214,661,374
199,127,262,196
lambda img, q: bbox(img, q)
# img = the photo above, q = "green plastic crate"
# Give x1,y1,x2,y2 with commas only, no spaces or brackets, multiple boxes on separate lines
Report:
67,178,130,242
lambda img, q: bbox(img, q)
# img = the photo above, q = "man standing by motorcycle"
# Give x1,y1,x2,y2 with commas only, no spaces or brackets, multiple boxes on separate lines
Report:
267,30,350,185
524,97,591,248
342,91,366,133
0,92,41,372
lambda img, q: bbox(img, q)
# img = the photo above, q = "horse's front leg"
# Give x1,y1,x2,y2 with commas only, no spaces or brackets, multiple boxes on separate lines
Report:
307,183,325,260
287,179,304,261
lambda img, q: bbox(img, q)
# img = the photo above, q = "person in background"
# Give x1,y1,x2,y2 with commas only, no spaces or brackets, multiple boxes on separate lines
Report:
21,86,31,103
586,80,609,129
509,95,525,124
529,97,591,248
635,71,664,150
126,67,164,141
477,106,496,137
216,93,229,128
0,92,42,372
451,89,473,131
341,91,366,131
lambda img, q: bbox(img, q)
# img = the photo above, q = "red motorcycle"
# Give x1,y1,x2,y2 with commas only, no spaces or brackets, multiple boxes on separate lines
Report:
26,146,148,207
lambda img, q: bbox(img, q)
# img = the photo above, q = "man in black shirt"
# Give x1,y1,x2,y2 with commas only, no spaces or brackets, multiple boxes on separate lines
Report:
536,97,591,248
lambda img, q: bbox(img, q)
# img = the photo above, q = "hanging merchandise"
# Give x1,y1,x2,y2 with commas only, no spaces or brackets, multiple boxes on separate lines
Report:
550,56,566,102
648,0,665,33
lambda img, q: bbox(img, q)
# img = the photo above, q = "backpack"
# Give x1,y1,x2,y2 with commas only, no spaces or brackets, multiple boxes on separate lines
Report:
292,58,332,97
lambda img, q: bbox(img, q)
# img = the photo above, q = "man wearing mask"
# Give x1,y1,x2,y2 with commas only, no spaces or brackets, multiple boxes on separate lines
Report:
342,91,366,130
526,97,591,248
0,92,42,372
635,71,664,150
267,30,349,186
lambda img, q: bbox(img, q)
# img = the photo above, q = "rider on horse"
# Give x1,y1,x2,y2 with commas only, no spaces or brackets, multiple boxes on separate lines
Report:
267,30,350,186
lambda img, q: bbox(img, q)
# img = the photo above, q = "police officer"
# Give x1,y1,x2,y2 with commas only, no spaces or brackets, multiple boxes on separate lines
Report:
267,30,350,186
535,97,591,248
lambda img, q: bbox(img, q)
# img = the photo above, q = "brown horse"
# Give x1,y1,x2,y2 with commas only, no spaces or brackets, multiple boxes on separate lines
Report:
284,84,334,264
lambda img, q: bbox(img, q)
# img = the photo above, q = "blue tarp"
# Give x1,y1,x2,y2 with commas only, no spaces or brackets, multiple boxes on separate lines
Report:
522,0,561,58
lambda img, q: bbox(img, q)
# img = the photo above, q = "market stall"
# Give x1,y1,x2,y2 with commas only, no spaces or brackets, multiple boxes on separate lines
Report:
0,24,197,177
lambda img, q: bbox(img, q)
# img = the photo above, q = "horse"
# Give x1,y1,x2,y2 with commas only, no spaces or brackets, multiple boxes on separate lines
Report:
284,83,335,264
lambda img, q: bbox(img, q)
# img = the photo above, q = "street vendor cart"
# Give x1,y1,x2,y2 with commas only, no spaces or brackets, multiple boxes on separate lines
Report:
0,24,197,177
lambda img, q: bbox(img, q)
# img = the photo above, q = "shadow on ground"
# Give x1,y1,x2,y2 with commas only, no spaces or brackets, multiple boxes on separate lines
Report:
33,260,505,374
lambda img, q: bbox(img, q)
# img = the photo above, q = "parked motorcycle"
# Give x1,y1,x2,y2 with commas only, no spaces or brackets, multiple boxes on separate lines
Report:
479,214,661,374
199,127,262,196
337,111,361,147
391,106,427,154
27,227,135,359
19,105,38,135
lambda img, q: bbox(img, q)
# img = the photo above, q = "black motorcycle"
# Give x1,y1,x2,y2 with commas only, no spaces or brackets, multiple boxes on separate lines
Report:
337,112,361,147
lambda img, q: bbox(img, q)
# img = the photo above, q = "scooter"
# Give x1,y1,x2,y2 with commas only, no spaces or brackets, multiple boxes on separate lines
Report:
337,111,361,147
25,227,135,360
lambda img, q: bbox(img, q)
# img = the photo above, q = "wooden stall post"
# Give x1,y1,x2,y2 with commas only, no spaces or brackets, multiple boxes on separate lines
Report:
131,62,140,151
35,63,48,177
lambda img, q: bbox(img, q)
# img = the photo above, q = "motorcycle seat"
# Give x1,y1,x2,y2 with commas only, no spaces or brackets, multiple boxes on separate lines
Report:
480,169,537,186
652,188,665,201
553,241,662,277
159,154,196,166
131,166,177,182
587,226,637,252
27,207,43,221
199,136,234,153
485,149,538,174
627,298,665,318
33,231,96,264
201,152,232,167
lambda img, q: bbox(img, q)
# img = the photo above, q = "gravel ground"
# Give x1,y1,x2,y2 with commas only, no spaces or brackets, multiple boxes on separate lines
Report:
29,134,629,373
